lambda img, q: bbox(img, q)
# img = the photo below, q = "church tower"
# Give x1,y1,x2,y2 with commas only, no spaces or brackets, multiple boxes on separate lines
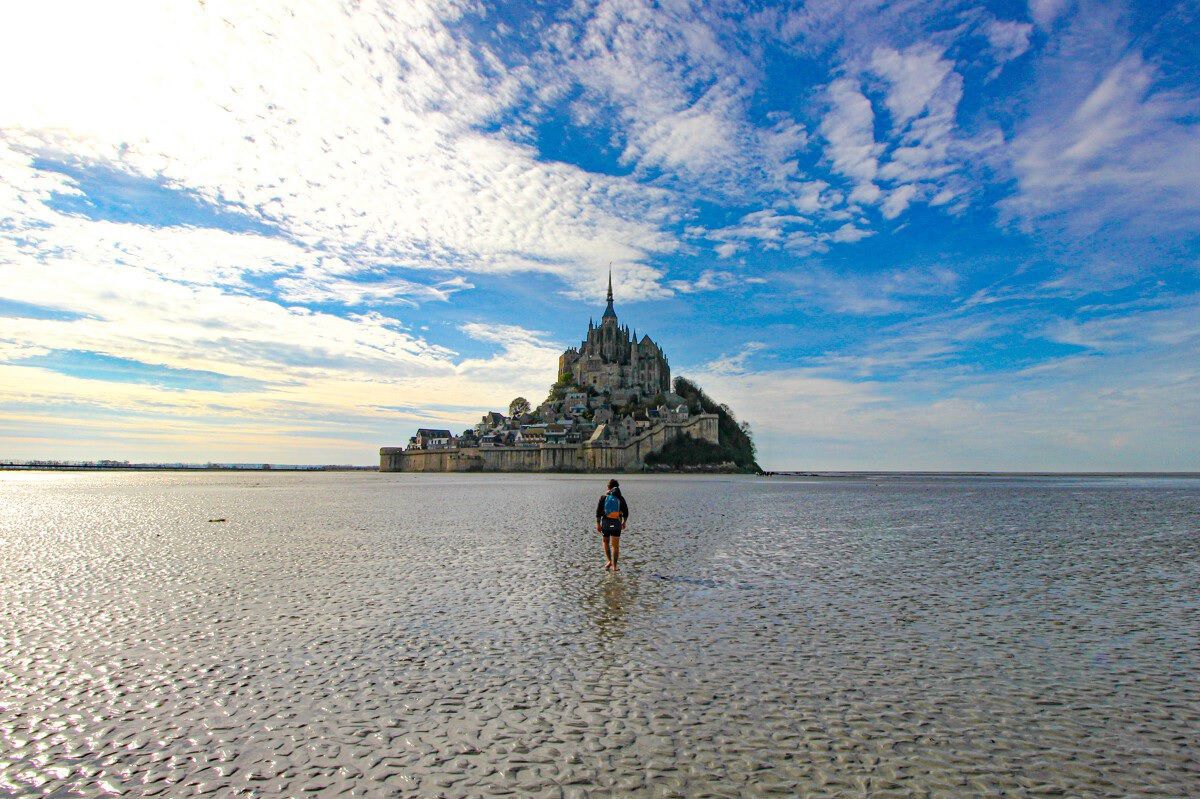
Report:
557,267,670,399
601,268,617,325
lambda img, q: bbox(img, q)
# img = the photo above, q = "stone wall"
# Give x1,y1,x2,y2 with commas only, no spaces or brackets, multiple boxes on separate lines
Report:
380,414,718,473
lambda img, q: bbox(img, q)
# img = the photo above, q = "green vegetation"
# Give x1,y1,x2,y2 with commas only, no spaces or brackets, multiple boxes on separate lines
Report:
644,435,733,469
530,372,760,472
508,396,531,418
669,377,760,472
544,374,577,404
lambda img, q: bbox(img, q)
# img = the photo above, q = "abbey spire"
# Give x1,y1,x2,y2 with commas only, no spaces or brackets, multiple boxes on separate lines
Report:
601,267,617,321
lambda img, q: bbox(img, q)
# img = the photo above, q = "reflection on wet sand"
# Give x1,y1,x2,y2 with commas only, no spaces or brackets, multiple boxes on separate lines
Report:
584,572,638,640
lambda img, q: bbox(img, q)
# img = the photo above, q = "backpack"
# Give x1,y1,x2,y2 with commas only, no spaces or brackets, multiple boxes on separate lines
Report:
603,491,621,519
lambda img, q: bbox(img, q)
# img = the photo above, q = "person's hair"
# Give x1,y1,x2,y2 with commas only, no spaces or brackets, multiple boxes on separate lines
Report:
607,478,619,489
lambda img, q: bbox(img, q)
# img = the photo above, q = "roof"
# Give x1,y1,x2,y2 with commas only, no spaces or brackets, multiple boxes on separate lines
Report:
416,428,452,437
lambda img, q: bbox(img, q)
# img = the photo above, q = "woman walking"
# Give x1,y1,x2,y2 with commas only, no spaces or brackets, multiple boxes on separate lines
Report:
595,478,629,571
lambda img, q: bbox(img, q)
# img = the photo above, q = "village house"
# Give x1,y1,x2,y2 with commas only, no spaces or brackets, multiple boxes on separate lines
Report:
408,428,453,450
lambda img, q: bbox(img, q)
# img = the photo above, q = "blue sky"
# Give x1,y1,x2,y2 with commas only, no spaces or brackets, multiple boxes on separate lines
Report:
0,0,1197,469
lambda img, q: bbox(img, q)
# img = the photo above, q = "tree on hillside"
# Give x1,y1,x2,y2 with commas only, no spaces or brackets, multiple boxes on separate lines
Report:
671,376,761,472
739,421,756,460
508,397,531,418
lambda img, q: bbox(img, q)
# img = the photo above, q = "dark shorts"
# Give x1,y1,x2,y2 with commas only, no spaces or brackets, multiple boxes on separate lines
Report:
600,518,622,537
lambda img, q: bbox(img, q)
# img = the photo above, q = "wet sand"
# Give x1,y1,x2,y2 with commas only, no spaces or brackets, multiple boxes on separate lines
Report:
1,472,1197,797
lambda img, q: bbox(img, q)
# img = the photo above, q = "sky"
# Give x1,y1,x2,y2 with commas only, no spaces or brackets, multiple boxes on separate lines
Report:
0,0,1197,470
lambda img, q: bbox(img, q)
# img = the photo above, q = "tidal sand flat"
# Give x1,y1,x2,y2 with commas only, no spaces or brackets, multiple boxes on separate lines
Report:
0,472,1197,797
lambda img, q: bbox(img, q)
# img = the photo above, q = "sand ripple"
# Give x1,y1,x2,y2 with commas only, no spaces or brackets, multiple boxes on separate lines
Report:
0,472,1197,797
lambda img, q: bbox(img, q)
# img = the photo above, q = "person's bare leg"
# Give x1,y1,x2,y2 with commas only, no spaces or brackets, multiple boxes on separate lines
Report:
611,537,620,570
603,535,613,570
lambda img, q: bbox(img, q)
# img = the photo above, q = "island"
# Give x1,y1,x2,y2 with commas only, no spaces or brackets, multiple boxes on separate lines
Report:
380,273,759,473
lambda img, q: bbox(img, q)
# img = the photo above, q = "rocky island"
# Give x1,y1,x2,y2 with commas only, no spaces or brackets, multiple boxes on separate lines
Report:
380,274,758,472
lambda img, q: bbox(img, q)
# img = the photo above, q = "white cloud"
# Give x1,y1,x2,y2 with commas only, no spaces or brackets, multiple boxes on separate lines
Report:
1029,0,1071,29
455,323,564,390
698,341,768,375
984,19,1033,64
880,184,917,219
829,223,874,243
870,44,967,201
275,273,474,307
789,180,832,213
817,45,973,220
0,200,570,461
705,209,804,252
564,0,810,198
820,77,881,194
0,0,680,301
699,206,887,258
870,44,955,126
667,269,746,294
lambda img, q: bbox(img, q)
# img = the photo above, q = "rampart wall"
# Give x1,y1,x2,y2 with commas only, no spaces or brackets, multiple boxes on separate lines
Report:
380,414,718,473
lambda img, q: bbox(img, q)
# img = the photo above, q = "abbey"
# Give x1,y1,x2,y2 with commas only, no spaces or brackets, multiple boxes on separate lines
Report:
380,271,722,472
557,272,671,403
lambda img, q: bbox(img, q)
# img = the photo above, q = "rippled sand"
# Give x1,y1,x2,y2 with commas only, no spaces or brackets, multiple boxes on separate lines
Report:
1,472,1197,797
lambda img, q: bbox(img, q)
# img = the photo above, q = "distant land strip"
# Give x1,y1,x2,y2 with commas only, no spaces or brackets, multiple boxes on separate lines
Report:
0,461,377,472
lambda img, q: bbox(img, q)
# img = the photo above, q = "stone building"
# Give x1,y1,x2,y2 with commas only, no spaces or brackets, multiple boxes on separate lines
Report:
381,270,722,473
557,272,670,400
409,428,452,450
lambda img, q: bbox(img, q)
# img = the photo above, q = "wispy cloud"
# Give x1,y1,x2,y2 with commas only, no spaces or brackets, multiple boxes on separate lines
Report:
983,19,1033,65
1044,296,1200,352
820,77,883,203
691,326,1200,470
1001,6,1200,272
776,264,960,316
561,0,808,198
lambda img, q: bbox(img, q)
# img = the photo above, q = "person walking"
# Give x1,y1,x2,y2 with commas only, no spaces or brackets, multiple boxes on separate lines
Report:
596,478,629,571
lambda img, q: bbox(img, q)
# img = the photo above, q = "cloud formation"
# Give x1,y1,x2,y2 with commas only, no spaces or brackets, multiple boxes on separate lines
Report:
0,0,1196,468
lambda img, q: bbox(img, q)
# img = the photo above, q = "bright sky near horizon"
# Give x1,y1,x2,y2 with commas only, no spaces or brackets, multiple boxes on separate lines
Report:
1,0,1197,470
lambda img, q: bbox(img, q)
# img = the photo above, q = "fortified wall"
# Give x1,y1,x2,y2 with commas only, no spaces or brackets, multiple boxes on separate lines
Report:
380,413,718,473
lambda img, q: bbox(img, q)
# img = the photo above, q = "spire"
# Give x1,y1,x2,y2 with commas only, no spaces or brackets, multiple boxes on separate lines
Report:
602,265,617,320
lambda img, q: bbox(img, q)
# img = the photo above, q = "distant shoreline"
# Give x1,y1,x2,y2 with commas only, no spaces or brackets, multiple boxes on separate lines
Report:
2,464,1195,478
762,471,1200,478
1,464,378,472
